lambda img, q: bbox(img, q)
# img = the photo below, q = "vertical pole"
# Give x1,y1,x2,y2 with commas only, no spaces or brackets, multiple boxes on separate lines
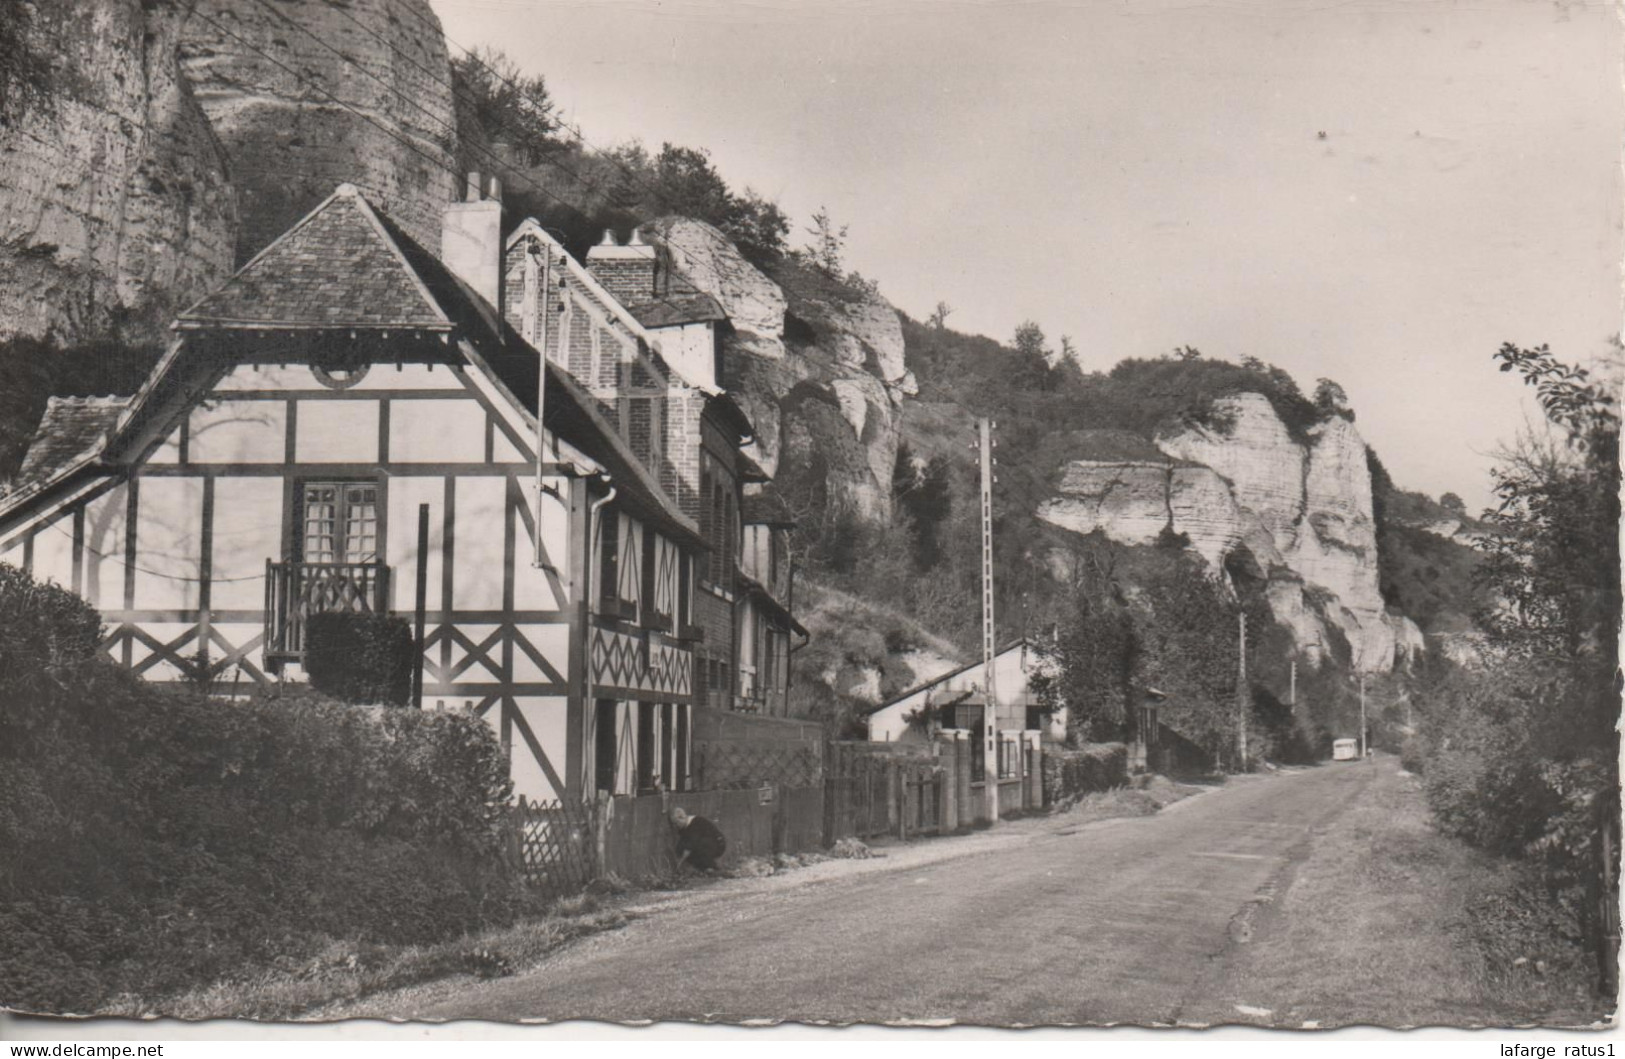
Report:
1289,658,1297,713
1358,675,1367,756
978,418,1000,823
1236,610,1248,771
412,503,429,707
532,241,550,568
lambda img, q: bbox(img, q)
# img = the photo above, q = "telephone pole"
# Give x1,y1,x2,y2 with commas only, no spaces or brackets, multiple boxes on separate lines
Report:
1236,610,1248,771
978,418,999,823
1359,673,1368,759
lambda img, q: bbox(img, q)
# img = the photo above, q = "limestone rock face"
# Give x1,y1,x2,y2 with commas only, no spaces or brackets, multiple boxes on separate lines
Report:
0,0,237,344
1044,393,1414,672
1037,460,1242,569
179,0,457,264
1154,394,1406,671
643,216,908,521
646,216,786,340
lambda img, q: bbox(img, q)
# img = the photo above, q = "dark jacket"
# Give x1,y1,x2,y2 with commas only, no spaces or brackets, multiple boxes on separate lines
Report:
677,814,727,869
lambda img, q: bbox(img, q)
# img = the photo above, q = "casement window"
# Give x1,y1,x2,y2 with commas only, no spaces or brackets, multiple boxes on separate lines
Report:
300,482,378,563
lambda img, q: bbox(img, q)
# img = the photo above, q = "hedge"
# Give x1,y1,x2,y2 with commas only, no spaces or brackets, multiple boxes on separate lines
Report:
0,563,536,1014
304,612,415,705
1041,742,1129,805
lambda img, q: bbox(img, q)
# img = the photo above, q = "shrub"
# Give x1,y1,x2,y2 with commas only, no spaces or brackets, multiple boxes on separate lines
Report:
1042,742,1128,806
304,612,415,705
0,564,532,1014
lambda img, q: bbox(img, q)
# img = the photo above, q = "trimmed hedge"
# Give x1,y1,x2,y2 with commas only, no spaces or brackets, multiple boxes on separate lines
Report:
1041,742,1129,806
304,612,414,705
0,563,535,1014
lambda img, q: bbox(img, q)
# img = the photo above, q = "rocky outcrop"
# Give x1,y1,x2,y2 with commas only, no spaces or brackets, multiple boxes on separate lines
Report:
178,0,457,263
0,0,237,344
1043,394,1419,672
1037,458,1243,569
643,216,909,521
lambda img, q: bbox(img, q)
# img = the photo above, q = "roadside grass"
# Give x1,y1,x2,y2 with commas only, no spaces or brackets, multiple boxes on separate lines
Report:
1050,774,1211,825
1187,759,1608,1029
90,779,1204,1020
102,894,634,1021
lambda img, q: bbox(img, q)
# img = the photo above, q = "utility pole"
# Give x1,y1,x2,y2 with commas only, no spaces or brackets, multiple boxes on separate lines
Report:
978,418,999,823
1236,610,1248,771
1357,673,1368,758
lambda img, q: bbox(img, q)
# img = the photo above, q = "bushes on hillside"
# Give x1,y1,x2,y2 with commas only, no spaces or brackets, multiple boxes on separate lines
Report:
0,563,532,1014
1042,743,1128,805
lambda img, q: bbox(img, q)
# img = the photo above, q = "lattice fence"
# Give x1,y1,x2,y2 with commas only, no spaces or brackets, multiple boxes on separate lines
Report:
507,796,597,898
693,741,822,790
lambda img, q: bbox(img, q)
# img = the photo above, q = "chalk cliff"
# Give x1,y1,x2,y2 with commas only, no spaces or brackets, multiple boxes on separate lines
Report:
0,0,237,344
178,0,458,264
1039,394,1421,672
643,216,913,521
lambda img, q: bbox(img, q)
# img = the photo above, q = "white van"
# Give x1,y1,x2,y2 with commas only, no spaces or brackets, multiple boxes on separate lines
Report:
1332,738,1359,761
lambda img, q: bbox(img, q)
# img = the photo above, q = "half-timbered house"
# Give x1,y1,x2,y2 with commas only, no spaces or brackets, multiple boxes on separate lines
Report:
0,177,804,805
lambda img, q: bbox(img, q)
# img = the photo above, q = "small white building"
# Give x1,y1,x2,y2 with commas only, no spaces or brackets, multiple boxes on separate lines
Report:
865,639,1065,744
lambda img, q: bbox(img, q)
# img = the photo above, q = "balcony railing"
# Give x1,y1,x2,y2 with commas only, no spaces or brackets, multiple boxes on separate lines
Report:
264,559,391,661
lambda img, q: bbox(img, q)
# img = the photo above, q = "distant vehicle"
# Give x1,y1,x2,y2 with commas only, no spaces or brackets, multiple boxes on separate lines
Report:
1332,739,1359,761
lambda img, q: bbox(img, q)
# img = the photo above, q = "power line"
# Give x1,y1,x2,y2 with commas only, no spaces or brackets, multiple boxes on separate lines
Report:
36,514,264,585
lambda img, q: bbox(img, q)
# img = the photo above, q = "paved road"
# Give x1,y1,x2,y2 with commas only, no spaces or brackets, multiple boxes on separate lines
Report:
415,763,1376,1026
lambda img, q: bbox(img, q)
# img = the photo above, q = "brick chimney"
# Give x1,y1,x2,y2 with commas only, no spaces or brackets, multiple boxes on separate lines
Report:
441,172,503,310
586,228,657,307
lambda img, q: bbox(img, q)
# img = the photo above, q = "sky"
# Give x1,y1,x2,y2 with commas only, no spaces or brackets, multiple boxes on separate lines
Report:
429,0,1623,509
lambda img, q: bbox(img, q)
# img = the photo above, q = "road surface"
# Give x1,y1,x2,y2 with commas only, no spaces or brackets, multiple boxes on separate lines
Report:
403,762,1383,1026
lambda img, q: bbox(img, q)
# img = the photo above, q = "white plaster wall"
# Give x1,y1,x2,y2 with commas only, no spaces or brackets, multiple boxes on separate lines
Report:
657,323,717,391
81,482,128,611
189,399,285,463
134,476,204,610
210,477,282,610
296,399,378,463
391,398,482,462
386,475,444,612
515,477,566,611
451,475,506,610
30,512,75,591
511,623,568,683
504,696,569,802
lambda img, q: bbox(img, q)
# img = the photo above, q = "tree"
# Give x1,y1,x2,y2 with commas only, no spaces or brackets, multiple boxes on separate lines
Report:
1174,345,1202,361
1313,377,1354,421
451,47,560,166
803,207,848,277
1013,321,1050,361
928,301,954,330
1060,335,1078,363
1440,492,1466,514
1421,340,1621,994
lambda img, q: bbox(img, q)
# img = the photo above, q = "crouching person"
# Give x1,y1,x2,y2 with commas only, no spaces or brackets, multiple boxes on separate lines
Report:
669,806,727,873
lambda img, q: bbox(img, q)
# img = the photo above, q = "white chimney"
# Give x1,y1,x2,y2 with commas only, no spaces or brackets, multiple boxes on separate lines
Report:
441,172,503,309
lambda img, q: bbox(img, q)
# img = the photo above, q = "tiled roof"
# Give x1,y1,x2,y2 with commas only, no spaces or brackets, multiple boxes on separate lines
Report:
11,396,127,496
176,185,451,330
627,292,728,329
